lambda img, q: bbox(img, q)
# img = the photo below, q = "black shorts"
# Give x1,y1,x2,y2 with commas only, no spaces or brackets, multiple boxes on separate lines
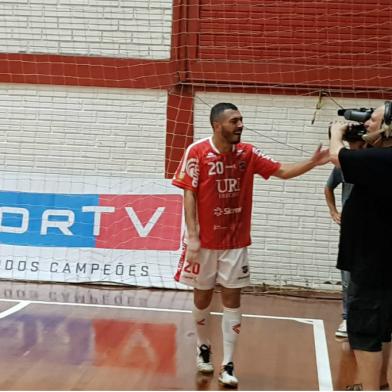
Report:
347,281,392,352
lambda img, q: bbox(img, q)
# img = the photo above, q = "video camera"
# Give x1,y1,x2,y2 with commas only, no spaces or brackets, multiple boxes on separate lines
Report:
337,107,373,142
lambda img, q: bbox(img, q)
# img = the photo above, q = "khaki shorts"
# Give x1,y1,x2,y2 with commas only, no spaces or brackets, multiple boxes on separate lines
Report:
174,245,250,290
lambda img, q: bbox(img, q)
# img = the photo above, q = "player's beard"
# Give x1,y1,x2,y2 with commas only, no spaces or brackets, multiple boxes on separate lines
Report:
222,126,242,144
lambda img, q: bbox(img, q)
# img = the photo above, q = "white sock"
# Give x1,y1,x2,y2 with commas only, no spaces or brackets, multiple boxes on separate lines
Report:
193,305,211,347
222,306,241,365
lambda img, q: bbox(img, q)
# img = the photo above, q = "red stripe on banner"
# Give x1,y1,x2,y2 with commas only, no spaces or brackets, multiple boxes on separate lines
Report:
96,194,182,251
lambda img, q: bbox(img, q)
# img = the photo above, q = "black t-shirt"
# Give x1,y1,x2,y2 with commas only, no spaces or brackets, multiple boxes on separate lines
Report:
337,147,392,288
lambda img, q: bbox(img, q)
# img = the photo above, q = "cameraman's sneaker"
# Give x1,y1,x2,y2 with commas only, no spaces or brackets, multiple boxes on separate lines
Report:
196,344,214,374
335,320,348,339
219,362,238,388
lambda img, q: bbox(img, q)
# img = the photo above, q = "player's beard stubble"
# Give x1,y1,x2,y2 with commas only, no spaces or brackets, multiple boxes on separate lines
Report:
221,125,242,145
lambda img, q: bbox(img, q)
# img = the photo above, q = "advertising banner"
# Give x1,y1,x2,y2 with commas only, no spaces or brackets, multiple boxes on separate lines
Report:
0,173,185,289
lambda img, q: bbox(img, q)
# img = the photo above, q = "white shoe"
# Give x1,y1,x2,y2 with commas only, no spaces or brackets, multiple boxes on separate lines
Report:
196,344,214,374
219,362,238,388
335,320,348,338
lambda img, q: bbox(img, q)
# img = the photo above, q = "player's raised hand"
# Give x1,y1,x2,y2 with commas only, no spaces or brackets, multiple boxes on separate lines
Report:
310,144,330,166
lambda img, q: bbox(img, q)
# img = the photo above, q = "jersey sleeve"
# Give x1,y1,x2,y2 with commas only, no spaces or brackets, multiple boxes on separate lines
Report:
251,147,281,179
172,145,199,192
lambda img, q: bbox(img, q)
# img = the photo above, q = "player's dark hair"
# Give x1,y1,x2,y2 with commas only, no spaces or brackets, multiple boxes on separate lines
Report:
210,103,238,127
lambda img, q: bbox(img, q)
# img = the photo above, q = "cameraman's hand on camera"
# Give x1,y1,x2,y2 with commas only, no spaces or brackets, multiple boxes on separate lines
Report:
330,121,348,166
329,121,348,138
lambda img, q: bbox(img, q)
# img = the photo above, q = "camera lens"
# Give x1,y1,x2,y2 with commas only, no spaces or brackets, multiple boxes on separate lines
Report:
343,110,372,123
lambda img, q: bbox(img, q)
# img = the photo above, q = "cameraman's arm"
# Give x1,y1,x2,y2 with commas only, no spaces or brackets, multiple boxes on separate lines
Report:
330,122,348,167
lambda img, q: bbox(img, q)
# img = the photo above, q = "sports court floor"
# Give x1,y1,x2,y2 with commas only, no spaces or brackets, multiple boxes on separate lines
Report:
0,280,377,390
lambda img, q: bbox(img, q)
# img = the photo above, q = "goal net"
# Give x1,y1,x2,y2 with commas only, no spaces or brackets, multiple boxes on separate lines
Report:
0,0,390,290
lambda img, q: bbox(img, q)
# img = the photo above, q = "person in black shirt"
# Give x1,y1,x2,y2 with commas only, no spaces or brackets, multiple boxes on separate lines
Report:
324,139,365,340
329,102,392,391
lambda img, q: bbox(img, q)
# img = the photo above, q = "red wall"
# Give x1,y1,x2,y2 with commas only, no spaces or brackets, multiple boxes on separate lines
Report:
0,0,391,177
188,0,392,90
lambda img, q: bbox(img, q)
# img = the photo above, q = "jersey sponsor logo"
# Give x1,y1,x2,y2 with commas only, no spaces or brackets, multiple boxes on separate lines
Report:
213,225,229,231
216,178,241,194
0,191,182,250
213,206,242,217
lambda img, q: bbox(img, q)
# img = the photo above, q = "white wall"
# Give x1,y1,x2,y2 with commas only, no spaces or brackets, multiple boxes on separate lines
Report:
0,83,167,177
0,85,386,290
194,92,384,289
0,0,173,59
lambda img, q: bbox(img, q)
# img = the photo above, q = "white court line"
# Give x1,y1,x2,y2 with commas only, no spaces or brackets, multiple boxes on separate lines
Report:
313,319,333,391
0,298,333,391
0,300,30,319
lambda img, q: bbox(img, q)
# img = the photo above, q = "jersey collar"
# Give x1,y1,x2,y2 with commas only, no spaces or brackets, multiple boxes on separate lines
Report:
209,136,236,154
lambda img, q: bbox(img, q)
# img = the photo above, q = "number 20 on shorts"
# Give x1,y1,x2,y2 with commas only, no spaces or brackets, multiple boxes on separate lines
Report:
184,261,200,275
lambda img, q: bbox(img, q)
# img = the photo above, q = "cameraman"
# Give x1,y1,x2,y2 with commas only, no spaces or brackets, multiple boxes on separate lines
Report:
330,103,392,391
324,135,365,340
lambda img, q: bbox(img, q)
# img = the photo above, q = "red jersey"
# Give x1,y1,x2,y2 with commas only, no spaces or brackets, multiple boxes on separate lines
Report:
172,137,281,249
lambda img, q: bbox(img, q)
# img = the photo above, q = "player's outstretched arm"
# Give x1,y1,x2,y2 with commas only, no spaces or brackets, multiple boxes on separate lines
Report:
272,144,330,180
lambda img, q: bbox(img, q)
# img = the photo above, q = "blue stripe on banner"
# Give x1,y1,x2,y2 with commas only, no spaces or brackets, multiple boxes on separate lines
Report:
0,191,98,247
